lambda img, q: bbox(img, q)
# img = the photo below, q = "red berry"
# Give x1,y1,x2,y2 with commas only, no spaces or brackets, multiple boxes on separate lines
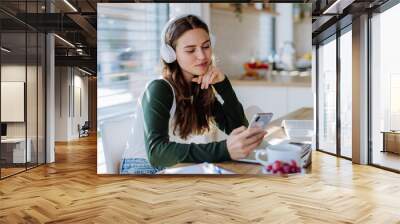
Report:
282,164,290,174
273,160,282,171
267,165,273,171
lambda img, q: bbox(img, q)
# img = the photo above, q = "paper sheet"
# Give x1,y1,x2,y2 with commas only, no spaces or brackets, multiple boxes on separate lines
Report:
158,162,235,174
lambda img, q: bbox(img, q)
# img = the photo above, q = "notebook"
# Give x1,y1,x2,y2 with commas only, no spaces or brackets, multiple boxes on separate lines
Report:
282,119,313,143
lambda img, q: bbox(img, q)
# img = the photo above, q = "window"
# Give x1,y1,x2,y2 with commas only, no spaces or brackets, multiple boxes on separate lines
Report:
0,1,46,179
97,3,168,121
371,3,400,171
97,3,168,173
317,36,337,154
339,28,352,158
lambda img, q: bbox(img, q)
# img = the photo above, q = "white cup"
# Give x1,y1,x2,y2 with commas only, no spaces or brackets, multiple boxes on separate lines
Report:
255,143,301,167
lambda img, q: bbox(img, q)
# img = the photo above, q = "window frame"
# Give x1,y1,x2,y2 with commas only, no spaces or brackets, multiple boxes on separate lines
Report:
314,19,353,161
368,0,400,173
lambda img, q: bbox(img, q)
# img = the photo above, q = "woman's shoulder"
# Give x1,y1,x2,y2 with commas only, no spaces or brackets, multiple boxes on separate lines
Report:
145,79,174,101
147,79,173,92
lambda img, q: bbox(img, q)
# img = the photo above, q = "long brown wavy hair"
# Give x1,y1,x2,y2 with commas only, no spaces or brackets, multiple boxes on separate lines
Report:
161,15,216,140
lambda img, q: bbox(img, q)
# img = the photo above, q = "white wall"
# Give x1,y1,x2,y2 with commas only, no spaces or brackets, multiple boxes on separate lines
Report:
1,65,26,81
210,5,310,77
277,4,312,59
294,19,312,57
169,3,210,25
1,65,26,140
55,67,89,141
55,66,68,141
72,74,89,138
170,3,275,77
1,65,35,138
211,9,273,77
1,82,25,122
275,4,293,52
1,64,46,163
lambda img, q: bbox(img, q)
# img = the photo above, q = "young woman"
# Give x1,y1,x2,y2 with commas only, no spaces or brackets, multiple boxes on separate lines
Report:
120,14,266,174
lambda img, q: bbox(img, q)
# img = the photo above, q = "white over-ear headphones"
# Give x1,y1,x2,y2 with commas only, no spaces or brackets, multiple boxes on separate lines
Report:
160,14,216,64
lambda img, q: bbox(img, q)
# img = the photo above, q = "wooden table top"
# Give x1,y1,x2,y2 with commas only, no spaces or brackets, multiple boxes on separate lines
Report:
167,107,314,175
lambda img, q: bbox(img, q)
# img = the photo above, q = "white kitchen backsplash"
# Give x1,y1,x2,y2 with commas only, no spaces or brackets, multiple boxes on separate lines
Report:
211,9,273,77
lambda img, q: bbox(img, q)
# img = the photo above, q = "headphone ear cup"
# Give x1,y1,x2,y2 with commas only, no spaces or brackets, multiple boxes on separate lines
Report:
210,33,216,48
160,44,176,63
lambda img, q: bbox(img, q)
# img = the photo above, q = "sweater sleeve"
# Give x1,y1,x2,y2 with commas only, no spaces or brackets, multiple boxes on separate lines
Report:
142,80,231,169
212,76,249,134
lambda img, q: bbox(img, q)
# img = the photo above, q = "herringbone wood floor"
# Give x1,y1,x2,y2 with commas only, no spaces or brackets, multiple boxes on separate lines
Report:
1,135,400,223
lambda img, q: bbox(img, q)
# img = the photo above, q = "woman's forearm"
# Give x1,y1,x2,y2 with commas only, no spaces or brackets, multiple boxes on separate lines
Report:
212,76,249,134
146,136,231,168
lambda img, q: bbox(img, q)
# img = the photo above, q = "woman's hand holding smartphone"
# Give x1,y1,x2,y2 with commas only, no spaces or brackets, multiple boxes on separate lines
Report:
226,113,273,160
249,113,273,130
226,126,266,160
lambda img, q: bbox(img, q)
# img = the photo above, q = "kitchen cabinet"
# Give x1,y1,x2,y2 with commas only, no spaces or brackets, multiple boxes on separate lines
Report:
231,80,313,121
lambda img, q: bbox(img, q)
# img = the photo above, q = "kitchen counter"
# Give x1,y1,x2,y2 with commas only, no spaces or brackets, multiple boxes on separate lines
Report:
230,74,311,87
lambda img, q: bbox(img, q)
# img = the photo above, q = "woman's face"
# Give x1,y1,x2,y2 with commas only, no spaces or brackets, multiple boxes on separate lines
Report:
175,28,212,77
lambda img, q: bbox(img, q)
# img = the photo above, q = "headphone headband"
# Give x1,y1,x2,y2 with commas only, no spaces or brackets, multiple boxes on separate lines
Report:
160,14,215,63
161,14,190,45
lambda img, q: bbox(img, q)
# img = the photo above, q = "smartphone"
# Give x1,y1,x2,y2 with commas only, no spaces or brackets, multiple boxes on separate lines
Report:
249,113,273,129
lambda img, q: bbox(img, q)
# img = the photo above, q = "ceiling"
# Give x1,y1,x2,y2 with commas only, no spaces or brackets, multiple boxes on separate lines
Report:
0,0,393,74
0,0,99,74
311,0,390,43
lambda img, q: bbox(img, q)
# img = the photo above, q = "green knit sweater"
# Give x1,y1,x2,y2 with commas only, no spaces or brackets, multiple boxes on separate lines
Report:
142,76,248,169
